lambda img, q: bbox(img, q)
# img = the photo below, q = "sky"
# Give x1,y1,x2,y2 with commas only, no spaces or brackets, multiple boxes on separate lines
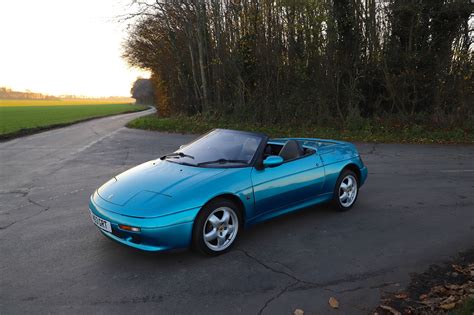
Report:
0,0,149,97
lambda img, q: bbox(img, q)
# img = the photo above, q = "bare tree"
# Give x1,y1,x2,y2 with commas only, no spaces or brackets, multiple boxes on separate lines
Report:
123,0,473,125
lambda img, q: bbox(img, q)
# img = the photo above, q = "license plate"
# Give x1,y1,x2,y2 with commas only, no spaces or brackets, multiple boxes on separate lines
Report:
90,211,112,233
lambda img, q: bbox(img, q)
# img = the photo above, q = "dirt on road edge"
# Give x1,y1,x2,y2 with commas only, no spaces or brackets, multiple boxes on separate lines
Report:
374,249,474,315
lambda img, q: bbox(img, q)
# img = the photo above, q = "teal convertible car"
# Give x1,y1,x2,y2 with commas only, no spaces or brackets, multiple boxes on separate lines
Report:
89,129,367,255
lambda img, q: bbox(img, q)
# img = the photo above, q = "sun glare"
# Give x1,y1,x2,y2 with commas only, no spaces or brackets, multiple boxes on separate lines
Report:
0,0,149,97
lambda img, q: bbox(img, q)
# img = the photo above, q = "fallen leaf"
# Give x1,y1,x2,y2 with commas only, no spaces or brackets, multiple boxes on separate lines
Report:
420,300,435,306
419,294,429,300
328,297,339,309
294,309,304,315
446,289,464,296
445,284,461,290
439,302,456,310
441,295,457,304
379,305,401,315
394,292,408,299
431,285,447,294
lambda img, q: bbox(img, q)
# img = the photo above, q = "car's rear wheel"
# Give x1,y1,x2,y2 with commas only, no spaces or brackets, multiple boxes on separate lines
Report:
192,198,241,256
332,169,359,211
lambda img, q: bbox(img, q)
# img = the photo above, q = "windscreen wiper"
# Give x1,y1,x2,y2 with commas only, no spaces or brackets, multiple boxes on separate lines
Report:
197,159,248,166
160,152,195,160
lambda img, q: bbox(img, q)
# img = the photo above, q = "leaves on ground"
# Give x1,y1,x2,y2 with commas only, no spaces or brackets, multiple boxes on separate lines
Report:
374,250,474,314
328,297,339,309
379,305,401,315
395,293,408,299
439,302,456,310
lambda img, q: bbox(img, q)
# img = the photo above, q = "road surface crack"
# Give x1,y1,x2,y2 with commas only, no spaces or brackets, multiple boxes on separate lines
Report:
237,249,335,314
0,197,50,230
122,149,130,165
91,294,164,305
367,143,377,155
335,285,363,293
238,248,396,314
27,197,48,209
91,127,100,137
257,281,298,315
0,189,29,197
237,248,319,286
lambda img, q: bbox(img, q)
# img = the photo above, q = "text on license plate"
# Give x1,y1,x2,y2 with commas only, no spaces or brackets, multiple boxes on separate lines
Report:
90,211,112,233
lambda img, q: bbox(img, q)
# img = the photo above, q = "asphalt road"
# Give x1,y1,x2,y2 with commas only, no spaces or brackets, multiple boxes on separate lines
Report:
1,109,473,314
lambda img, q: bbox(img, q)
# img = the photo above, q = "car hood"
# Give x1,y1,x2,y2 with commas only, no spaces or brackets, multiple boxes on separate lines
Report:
96,159,226,217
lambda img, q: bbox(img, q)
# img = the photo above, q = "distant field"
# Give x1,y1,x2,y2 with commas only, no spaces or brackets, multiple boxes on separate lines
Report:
0,100,148,139
0,99,135,107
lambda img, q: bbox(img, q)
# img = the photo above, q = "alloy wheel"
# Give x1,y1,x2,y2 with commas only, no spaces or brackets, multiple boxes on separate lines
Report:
203,207,239,252
339,174,358,208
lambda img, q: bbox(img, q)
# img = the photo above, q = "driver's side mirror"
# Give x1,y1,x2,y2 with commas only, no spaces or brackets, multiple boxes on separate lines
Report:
263,155,284,168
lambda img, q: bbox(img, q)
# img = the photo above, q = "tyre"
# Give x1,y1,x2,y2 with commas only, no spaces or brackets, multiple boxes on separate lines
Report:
192,198,242,256
332,169,359,211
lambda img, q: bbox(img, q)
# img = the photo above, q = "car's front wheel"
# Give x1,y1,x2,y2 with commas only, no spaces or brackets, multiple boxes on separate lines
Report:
192,198,241,256
332,169,359,211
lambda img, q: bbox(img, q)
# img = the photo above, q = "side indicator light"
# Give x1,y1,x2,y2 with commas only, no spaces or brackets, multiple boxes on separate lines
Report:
119,225,141,232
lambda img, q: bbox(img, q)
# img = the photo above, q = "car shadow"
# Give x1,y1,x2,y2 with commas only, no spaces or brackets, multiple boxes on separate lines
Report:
96,202,343,264
238,203,340,243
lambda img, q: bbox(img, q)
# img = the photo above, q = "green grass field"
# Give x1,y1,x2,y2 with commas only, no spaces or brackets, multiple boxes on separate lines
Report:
0,100,147,139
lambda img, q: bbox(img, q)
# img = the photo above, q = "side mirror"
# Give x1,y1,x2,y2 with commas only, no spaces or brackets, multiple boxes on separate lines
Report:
263,155,284,168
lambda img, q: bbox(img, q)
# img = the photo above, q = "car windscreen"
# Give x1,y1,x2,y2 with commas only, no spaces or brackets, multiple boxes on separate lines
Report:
167,129,263,167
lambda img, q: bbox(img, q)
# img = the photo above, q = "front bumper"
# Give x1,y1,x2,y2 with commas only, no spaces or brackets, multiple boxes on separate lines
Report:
89,196,200,252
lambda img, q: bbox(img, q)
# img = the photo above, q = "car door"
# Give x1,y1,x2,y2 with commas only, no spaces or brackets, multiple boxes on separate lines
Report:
250,153,325,216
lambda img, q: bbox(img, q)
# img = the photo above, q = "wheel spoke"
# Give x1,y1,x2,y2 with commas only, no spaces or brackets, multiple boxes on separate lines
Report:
347,177,353,188
217,233,226,246
340,192,348,201
204,228,217,241
340,182,348,191
227,224,235,235
208,214,220,228
220,210,230,224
